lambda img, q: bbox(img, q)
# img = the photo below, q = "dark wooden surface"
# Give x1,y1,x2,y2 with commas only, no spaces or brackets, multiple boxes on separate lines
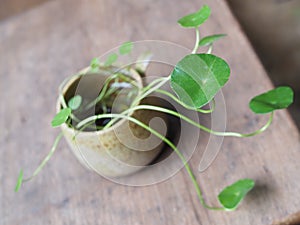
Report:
0,0,49,21
1,0,300,224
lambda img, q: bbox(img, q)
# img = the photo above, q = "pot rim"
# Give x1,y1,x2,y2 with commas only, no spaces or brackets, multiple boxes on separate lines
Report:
56,66,143,136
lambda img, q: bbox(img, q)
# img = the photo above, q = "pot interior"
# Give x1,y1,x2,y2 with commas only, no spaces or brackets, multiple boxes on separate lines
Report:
62,69,140,131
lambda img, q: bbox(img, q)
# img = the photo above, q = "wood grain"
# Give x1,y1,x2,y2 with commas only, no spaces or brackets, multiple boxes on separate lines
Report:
272,211,300,225
0,0,49,21
1,0,299,225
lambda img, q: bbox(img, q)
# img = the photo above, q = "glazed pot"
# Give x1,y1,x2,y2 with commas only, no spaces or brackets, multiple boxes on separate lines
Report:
57,67,168,177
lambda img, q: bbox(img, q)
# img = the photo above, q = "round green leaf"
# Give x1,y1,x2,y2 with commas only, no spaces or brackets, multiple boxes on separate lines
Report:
218,179,255,211
199,34,226,46
249,86,294,114
119,41,133,55
90,58,100,69
170,54,230,108
104,53,118,67
51,108,71,127
68,95,82,110
177,5,211,28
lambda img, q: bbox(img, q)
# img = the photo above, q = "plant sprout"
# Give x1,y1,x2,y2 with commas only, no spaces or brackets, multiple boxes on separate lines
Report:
16,5,294,212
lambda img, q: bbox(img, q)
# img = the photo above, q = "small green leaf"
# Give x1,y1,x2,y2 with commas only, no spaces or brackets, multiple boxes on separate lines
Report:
218,179,255,211
68,95,82,110
170,54,230,108
90,58,100,69
199,34,226,46
249,86,294,114
119,41,133,55
178,5,211,28
104,53,118,67
51,108,71,127
15,170,23,192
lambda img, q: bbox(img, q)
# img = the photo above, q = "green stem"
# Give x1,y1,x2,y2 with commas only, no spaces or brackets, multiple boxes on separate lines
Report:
70,114,81,123
133,76,170,106
85,72,137,110
141,77,169,93
155,89,215,114
207,44,213,54
77,113,128,129
134,105,274,137
124,116,223,210
100,104,274,138
192,28,200,54
101,81,179,129
23,132,64,182
76,108,272,209
84,74,117,110
73,120,105,138
77,113,223,210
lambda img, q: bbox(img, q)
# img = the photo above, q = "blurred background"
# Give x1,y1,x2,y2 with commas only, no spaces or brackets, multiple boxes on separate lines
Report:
1,0,299,127
226,0,300,127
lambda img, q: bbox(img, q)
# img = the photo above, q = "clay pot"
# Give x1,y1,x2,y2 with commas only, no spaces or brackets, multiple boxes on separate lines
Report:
57,67,167,177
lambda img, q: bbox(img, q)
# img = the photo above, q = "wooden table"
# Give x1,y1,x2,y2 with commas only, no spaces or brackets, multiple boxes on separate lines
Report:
1,0,300,224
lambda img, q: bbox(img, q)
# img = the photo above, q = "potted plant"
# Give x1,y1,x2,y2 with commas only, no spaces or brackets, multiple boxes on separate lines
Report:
15,5,294,211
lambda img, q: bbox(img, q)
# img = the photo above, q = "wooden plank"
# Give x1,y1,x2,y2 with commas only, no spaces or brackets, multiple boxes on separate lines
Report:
0,0,49,21
1,0,299,224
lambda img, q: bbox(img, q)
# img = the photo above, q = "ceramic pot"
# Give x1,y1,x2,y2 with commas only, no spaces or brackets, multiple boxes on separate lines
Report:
57,67,168,177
